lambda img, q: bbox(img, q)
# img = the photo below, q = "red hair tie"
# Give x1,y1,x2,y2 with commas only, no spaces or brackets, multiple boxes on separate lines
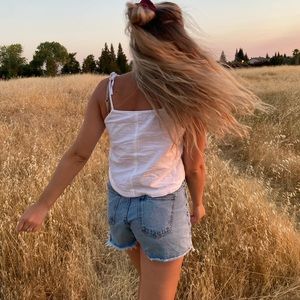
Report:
139,0,157,13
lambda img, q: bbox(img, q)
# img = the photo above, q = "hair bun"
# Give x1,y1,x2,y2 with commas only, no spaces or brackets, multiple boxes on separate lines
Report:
127,2,156,26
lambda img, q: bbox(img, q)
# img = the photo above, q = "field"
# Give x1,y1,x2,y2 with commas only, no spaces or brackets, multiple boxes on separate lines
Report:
1,65,300,299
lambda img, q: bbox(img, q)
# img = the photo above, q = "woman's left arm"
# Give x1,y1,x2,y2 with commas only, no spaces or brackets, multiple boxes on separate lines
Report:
16,78,108,233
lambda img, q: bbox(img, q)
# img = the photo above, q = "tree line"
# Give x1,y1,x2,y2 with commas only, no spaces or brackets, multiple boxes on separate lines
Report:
1,41,300,79
0,41,132,79
219,48,300,67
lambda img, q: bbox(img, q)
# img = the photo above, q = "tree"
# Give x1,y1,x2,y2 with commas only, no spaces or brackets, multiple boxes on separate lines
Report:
0,44,26,78
109,43,120,73
292,49,300,65
117,43,129,73
293,49,299,57
266,53,270,59
96,43,120,74
20,62,36,77
219,50,227,64
31,41,68,76
28,59,44,77
270,52,285,65
61,53,80,74
97,43,111,74
244,52,249,62
110,44,116,63
235,48,245,62
82,54,97,73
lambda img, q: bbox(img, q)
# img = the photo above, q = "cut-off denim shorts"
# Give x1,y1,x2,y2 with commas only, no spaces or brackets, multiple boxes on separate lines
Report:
105,180,196,262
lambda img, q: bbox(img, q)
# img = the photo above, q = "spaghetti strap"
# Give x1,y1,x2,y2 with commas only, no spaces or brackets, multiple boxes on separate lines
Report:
107,72,118,111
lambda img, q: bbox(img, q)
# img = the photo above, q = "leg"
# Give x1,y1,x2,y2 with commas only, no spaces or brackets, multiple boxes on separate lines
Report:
139,246,184,300
126,242,142,299
126,241,141,276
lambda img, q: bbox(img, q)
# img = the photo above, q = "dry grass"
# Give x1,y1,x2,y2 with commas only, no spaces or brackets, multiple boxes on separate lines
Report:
1,66,300,299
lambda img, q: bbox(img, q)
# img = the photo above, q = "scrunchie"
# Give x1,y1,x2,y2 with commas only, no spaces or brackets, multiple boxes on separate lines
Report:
138,0,156,13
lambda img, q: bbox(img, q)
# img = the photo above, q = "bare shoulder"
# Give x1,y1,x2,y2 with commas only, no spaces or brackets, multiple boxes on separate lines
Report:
114,71,135,88
93,76,110,120
94,71,135,119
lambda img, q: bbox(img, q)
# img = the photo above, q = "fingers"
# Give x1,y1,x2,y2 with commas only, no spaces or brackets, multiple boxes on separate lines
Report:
190,214,205,225
16,219,25,233
16,220,36,233
26,224,34,232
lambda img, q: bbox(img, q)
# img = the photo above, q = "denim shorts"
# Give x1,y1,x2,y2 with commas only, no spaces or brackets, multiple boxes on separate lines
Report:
105,180,196,262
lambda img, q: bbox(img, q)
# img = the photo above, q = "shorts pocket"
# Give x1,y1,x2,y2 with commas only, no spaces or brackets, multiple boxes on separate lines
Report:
107,189,122,226
139,193,176,239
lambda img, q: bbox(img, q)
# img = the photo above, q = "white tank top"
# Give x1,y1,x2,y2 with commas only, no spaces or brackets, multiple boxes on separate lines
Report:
104,72,186,197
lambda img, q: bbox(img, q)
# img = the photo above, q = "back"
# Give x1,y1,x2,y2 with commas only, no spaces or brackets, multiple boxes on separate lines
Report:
104,72,186,197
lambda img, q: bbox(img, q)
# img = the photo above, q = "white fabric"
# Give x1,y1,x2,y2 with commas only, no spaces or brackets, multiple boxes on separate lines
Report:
104,72,186,197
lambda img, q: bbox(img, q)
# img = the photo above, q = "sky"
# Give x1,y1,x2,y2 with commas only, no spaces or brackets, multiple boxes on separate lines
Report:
1,0,299,64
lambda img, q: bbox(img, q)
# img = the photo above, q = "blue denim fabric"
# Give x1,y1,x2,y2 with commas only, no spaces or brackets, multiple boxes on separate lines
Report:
105,180,196,262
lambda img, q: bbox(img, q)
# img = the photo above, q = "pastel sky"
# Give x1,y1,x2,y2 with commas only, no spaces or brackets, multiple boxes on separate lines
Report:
1,0,299,64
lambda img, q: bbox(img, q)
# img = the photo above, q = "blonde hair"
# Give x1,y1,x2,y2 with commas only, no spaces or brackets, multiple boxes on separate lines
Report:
125,1,274,158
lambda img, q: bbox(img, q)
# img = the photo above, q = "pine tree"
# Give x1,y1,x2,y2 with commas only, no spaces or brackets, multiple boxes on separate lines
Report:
97,43,111,74
244,52,249,62
110,44,116,62
117,43,129,74
109,43,120,73
266,53,270,59
237,48,245,62
235,48,245,62
219,50,227,64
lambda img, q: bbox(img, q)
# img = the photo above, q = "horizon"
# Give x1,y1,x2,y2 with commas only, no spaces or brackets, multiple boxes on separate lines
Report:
1,0,299,64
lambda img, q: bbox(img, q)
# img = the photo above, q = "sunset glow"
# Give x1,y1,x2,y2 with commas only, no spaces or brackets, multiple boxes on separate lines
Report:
1,0,299,63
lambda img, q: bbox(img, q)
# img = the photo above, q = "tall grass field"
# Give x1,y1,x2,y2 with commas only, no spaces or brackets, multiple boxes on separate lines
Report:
1,65,300,299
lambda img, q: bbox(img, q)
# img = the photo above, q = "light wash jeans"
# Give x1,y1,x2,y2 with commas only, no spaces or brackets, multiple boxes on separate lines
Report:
105,180,195,262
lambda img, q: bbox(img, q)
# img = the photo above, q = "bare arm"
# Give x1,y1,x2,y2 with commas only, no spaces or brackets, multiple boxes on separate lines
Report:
182,130,207,208
185,168,206,207
36,79,108,210
16,78,110,233
36,154,90,210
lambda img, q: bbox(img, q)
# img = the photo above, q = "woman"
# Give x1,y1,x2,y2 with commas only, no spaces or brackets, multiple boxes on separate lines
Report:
16,1,272,299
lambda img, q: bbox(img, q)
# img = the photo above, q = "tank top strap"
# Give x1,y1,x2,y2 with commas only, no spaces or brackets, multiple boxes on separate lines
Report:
106,72,118,111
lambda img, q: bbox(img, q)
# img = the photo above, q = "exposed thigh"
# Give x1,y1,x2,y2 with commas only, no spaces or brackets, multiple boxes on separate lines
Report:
139,246,184,300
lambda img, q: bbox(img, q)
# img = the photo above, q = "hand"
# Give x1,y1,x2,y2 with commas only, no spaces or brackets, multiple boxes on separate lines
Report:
16,202,50,233
190,204,206,225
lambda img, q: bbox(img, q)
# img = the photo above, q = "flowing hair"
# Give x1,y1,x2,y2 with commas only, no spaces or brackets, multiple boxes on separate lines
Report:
125,1,274,158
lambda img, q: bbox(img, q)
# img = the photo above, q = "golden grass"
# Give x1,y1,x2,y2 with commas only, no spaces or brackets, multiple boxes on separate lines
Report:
1,66,300,299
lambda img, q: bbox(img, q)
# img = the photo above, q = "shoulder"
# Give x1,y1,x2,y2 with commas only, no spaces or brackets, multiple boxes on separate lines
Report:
113,71,135,89
92,76,110,120
94,71,132,99
93,71,134,118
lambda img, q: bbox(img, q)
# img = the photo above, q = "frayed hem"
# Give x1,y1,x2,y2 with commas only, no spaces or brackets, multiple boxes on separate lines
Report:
146,245,196,262
105,231,138,251
105,239,138,251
